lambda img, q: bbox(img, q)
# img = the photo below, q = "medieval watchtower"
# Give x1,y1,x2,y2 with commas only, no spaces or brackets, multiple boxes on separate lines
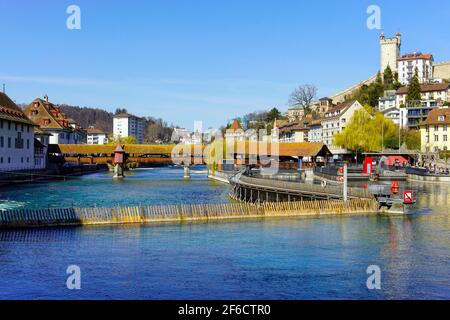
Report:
380,32,401,73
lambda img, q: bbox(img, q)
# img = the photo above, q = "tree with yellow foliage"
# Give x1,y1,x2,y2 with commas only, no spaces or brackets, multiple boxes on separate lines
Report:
333,109,399,156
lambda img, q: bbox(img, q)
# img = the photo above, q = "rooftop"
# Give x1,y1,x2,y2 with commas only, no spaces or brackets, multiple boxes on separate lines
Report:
420,108,450,126
398,52,433,61
397,83,450,95
24,98,83,131
0,92,35,125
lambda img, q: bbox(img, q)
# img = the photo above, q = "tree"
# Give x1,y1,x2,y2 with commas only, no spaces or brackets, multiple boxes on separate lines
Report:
392,72,402,90
108,135,138,145
333,109,398,153
407,68,421,103
265,107,281,123
288,84,317,112
383,65,394,88
115,108,128,115
402,129,421,150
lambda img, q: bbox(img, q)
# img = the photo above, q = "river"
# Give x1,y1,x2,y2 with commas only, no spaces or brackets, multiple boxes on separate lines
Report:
0,167,448,299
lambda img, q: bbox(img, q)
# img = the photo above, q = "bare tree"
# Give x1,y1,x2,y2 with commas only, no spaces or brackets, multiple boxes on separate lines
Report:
288,84,317,111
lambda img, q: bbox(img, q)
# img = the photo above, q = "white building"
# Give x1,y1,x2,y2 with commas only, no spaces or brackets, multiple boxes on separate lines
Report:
24,97,85,145
113,113,145,144
378,90,397,111
308,119,323,143
321,100,364,153
0,92,36,170
87,127,108,145
398,52,434,85
396,83,450,128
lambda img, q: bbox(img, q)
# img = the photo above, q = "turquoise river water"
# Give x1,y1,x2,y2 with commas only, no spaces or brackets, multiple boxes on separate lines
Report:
0,167,448,299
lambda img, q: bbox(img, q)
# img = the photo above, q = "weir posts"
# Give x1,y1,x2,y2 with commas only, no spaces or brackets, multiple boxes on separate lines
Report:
0,199,379,229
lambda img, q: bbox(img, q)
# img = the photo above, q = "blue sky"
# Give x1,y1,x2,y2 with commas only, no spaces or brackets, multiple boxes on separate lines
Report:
1,0,450,130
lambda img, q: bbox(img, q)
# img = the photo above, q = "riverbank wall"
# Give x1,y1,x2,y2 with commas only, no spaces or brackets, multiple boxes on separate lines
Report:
0,164,108,187
0,199,378,229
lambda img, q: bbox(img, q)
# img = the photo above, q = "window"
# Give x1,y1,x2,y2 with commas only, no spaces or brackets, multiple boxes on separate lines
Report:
444,135,448,142
0,136,3,148
8,137,11,148
444,125,447,132
434,125,439,131
434,135,439,142
438,115,445,122
27,139,30,149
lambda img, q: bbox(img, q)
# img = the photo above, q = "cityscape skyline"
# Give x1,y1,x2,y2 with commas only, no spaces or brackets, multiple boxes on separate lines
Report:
1,0,450,130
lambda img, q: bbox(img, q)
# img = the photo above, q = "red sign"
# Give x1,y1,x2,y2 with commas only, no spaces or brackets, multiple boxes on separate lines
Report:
391,181,400,194
403,191,414,204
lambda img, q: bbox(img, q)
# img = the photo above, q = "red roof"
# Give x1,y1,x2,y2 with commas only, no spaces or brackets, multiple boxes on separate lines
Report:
398,53,433,61
229,119,243,130
396,83,450,95
0,92,35,125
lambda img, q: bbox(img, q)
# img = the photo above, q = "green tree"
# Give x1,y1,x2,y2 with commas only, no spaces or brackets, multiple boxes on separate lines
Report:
334,109,399,153
265,107,282,123
383,65,394,88
115,108,128,115
402,129,421,150
392,72,402,90
108,135,138,145
407,68,421,103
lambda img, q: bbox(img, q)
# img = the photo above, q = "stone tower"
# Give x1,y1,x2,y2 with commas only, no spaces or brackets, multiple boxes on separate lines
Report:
380,32,401,74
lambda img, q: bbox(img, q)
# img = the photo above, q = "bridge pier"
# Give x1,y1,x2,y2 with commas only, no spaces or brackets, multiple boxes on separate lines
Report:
183,165,191,179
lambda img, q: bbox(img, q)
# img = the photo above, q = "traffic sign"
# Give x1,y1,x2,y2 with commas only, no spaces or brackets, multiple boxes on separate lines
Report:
403,191,414,204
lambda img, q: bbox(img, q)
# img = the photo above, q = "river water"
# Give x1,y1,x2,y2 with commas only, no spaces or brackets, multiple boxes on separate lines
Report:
0,167,448,299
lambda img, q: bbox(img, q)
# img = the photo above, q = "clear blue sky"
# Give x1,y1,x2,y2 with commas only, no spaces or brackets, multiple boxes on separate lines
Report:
1,0,449,130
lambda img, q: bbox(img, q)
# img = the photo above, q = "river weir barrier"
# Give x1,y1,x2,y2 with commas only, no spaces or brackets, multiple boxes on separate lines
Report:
0,199,378,229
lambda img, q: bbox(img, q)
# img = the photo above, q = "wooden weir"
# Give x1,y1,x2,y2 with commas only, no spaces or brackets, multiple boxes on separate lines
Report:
0,199,379,229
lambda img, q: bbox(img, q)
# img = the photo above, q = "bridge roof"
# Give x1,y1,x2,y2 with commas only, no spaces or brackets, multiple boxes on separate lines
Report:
50,144,180,155
51,142,331,158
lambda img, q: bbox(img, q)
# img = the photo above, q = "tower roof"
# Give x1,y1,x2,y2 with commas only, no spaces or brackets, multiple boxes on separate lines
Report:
230,118,243,130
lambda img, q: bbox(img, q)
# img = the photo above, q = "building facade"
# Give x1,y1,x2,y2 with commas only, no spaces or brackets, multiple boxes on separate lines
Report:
0,92,36,170
321,100,363,153
287,106,305,122
24,97,85,145
113,113,145,144
86,127,108,145
420,108,449,153
396,83,450,128
398,52,434,85
308,119,323,143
